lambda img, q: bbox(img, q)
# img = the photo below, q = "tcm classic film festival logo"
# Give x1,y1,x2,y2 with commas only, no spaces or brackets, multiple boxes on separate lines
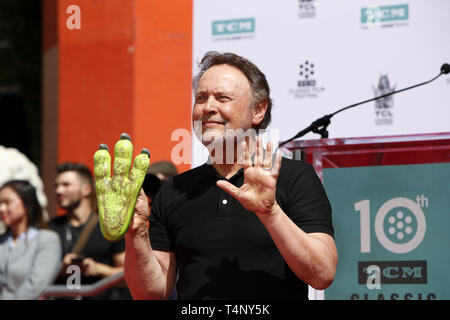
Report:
212,17,255,41
361,4,409,29
353,196,434,300
289,60,325,99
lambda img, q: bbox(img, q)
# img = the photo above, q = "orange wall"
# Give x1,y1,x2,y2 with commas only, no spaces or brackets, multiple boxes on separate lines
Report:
43,0,192,217
57,0,135,167
133,0,192,171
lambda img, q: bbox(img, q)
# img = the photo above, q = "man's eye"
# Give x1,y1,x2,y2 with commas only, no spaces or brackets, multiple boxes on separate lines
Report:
195,96,207,102
218,96,230,101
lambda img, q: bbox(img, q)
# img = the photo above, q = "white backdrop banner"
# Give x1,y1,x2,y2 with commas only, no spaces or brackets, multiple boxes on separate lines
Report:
191,0,450,300
192,0,450,167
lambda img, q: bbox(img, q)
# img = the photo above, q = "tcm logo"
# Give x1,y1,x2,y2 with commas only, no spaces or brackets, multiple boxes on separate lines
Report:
361,4,409,28
359,261,427,285
298,0,316,19
212,18,255,36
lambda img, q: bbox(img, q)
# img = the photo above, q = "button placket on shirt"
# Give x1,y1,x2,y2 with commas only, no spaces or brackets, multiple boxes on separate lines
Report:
213,167,244,219
217,186,232,218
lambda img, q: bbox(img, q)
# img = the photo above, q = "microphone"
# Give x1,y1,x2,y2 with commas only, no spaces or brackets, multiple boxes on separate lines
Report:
279,63,450,148
441,63,450,74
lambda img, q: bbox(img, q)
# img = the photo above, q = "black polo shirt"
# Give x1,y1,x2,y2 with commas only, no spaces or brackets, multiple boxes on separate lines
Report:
149,157,334,300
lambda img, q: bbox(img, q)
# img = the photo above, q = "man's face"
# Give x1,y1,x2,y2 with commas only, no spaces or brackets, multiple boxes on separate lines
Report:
192,64,255,145
55,171,89,210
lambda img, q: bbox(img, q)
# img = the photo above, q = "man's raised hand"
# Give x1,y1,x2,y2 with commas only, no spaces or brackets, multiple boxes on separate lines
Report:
216,137,282,220
93,133,150,242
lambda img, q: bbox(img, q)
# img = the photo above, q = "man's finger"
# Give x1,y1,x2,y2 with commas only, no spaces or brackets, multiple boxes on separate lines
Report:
255,136,263,167
216,180,240,199
135,188,150,217
272,153,282,178
237,140,246,166
263,141,273,169
128,189,150,231
244,140,252,169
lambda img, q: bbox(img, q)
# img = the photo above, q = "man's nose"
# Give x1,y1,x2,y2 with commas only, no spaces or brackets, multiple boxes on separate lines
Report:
203,96,218,114
55,185,63,195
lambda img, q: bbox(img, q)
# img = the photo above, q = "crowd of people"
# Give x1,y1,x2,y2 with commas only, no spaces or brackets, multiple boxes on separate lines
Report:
0,149,176,300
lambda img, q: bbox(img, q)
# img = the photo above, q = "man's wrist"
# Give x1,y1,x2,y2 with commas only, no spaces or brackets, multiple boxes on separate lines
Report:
257,202,282,226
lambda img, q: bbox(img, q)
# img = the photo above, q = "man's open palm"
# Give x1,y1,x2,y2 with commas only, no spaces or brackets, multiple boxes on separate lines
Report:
217,138,282,218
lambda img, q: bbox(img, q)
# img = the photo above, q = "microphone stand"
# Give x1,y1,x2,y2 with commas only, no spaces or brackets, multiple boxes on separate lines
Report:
278,64,450,149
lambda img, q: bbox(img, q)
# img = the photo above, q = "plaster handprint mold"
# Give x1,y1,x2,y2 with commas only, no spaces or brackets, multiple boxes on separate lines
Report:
93,133,150,241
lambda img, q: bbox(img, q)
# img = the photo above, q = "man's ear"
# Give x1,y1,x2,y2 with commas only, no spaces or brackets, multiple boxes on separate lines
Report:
81,183,93,198
252,100,268,127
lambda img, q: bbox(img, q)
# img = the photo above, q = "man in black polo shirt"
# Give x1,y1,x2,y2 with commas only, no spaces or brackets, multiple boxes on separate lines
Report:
124,52,338,300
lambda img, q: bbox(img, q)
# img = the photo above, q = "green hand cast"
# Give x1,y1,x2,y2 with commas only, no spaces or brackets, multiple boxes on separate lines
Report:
93,133,150,242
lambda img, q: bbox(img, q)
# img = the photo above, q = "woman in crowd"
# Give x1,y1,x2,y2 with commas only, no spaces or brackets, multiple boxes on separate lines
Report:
0,180,61,299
